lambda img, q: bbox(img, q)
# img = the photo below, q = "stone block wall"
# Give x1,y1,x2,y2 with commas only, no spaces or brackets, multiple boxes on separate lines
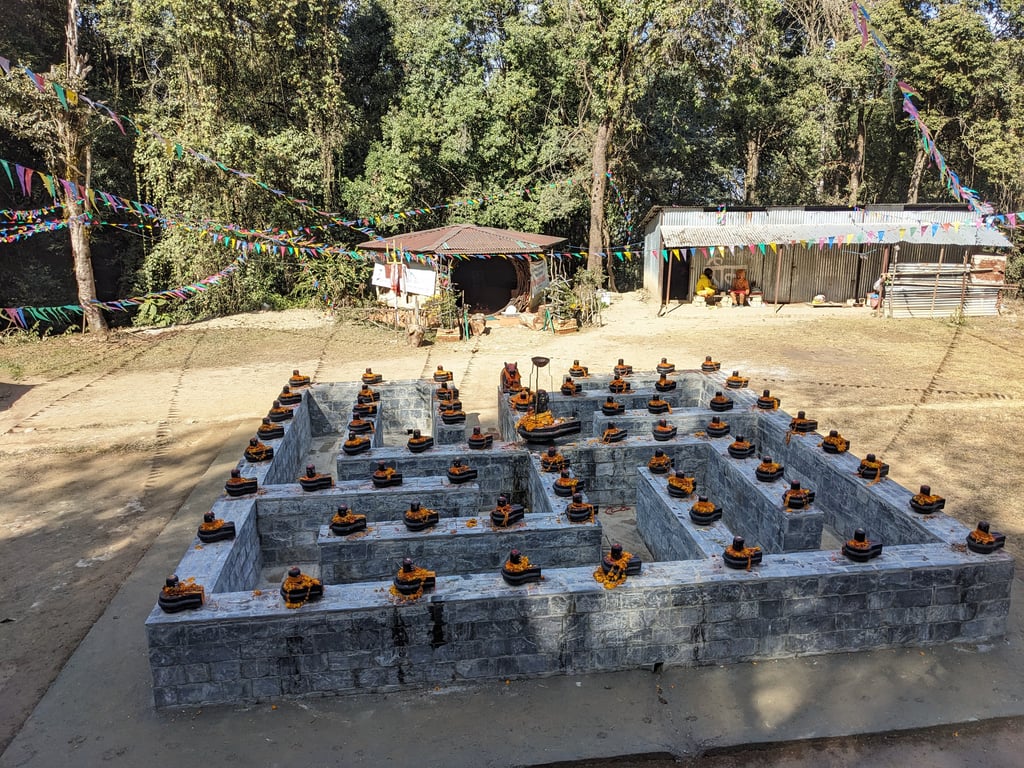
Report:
635,469,734,561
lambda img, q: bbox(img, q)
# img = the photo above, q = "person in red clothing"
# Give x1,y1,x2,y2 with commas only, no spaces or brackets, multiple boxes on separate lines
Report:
729,268,750,306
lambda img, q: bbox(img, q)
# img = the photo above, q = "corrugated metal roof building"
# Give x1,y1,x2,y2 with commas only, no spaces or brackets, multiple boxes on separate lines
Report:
641,205,1012,312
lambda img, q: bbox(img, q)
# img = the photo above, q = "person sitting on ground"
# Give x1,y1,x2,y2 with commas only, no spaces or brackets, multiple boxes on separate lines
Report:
729,269,750,306
695,268,717,299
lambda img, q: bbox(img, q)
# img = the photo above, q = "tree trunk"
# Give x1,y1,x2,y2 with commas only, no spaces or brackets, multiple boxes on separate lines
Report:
848,106,866,207
588,120,611,276
602,221,617,292
743,134,760,205
906,145,926,204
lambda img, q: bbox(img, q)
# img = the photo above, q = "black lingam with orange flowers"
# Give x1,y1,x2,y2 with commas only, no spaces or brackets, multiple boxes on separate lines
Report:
842,528,883,562
501,548,543,586
225,468,257,497
197,511,236,543
709,391,734,412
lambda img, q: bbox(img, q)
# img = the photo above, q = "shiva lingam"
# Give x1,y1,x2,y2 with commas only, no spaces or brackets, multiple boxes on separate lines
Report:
510,387,534,412
595,543,642,589
371,461,403,488
782,480,815,510
348,413,373,434
701,355,721,373
727,435,755,459
614,359,633,377
439,402,467,424
857,453,889,480
244,437,274,462
158,575,205,613
391,558,436,598
601,396,625,416
560,376,581,396
362,367,382,385
821,429,849,454
197,511,236,543
709,391,734,412
966,521,1006,554
353,400,379,417
706,416,730,437
288,369,311,388
357,384,380,404
281,566,324,608
277,385,303,406
608,375,632,394
540,446,568,472
467,426,494,450
652,418,677,441
842,528,883,562
299,464,334,492
648,395,671,414
655,373,677,393
569,359,589,377
500,361,523,392
407,428,434,453
756,389,780,410
656,357,676,375
725,370,749,389
342,431,371,455
667,471,696,498
267,399,294,422
565,492,598,523
909,485,944,514
722,536,763,570
647,449,674,474
257,416,285,440
601,422,628,443
553,470,584,497
446,457,478,484
689,496,723,525
755,456,784,482
491,494,526,527
329,504,367,536
403,501,439,531
225,468,258,497
501,549,544,586
515,405,581,443
433,365,453,383
435,382,459,402
789,410,818,433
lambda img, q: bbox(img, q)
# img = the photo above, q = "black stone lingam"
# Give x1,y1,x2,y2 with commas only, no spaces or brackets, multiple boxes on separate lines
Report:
821,429,850,454
278,385,302,406
288,369,311,388
433,365,453,383
601,543,642,577
560,376,581,396
722,536,763,570
446,457,478,484
357,384,380,404
553,470,583,497
709,391,734,412
510,388,534,412
353,400,379,417
491,494,526,527
725,370,748,389
909,484,945,514
197,511,236,543
299,464,333,492
244,437,274,462
842,528,884,562
857,453,890,480
257,416,285,440
656,357,676,375
782,480,815,510
361,367,382,385
540,446,568,472
755,457,785,482
601,422,627,443
756,389,779,410
569,359,589,377
501,548,544,586
224,468,257,497
439,403,466,424
342,431,371,455
158,574,205,613
655,373,677,393
647,449,673,475
667,471,696,498
790,410,818,433
647,396,670,414
689,495,723,525
267,399,294,422
436,382,459,402
467,426,494,450
565,492,598,523
601,396,625,416
608,376,631,394
613,358,633,377
280,566,324,606
329,504,367,536
701,355,721,373
727,435,756,459
393,558,436,596
407,428,435,453
966,521,1007,554
347,413,373,435
706,416,730,437
371,461,403,488
652,418,677,441
403,501,439,531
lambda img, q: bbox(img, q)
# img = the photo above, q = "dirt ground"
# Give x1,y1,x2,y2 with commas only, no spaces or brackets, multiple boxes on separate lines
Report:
2,293,1024,763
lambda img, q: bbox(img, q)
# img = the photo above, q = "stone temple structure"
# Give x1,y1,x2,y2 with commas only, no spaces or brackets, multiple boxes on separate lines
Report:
145,362,1014,708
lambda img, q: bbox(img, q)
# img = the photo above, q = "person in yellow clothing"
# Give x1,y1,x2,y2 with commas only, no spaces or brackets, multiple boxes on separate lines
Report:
695,268,717,298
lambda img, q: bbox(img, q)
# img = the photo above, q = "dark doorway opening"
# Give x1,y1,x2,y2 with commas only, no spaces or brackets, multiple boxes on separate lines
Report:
661,256,692,302
452,258,518,314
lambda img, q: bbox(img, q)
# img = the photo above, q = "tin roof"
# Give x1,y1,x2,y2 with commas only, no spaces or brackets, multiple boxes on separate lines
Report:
660,222,1010,249
357,225,567,255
